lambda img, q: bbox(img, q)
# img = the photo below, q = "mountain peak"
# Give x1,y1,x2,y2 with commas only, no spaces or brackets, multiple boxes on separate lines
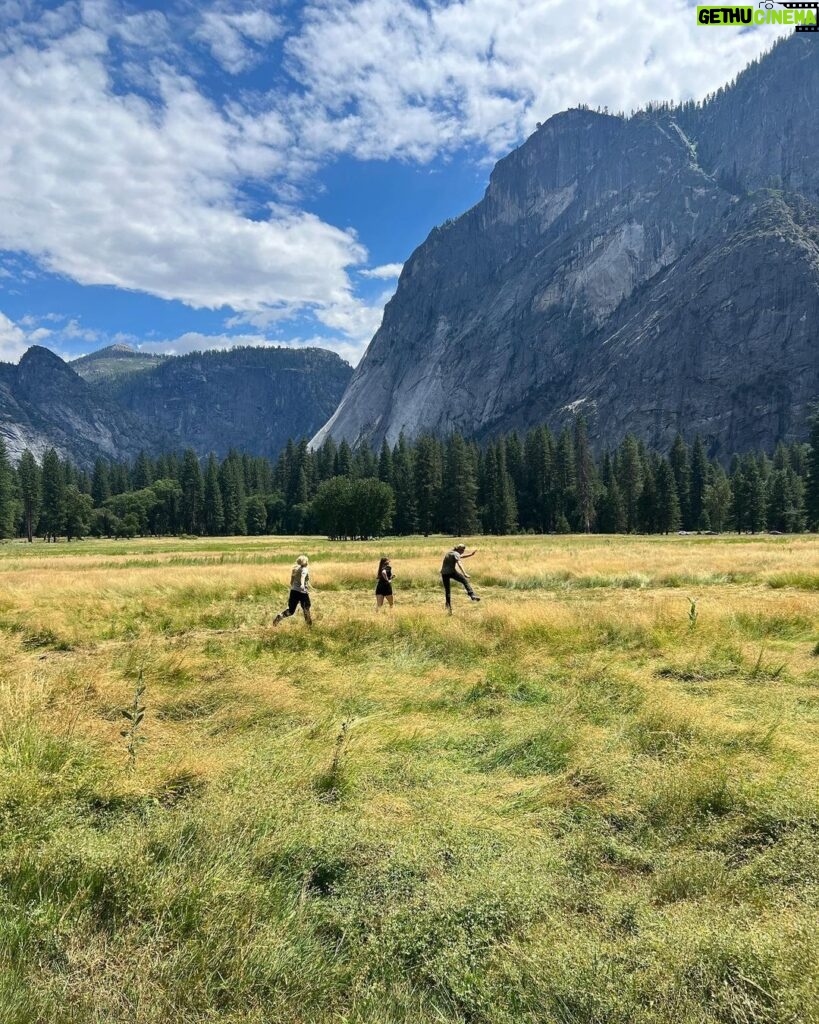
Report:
19,345,66,367
313,37,819,457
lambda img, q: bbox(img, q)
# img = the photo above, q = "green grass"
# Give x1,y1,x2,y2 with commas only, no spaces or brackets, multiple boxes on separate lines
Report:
0,533,818,1023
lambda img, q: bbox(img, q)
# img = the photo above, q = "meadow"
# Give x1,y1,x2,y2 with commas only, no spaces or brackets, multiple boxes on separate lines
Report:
1,533,818,1024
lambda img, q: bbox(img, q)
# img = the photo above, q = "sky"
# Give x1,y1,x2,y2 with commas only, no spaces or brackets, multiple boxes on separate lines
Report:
0,0,792,368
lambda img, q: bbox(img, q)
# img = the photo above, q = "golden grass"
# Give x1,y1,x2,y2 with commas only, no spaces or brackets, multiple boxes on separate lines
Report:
1,533,818,1023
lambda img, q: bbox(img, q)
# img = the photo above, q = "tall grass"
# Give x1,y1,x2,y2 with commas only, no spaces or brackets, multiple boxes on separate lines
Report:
0,534,817,1023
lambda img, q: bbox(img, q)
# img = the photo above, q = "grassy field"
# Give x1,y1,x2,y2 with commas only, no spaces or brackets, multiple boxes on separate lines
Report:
1,534,818,1024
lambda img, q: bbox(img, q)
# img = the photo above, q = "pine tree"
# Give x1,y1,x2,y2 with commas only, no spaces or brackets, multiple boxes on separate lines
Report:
244,495,268,535
553,429,576,530
637,460,658,534
0,439,14,539
203,454,225,535
150,478,182,535
766,469,795,533
597,453,626,533
18,449,40,543
414,435,443,535
291,439,313,499
180,449,204,535
669,434,691,529
655,459,681,534
378,438,394,485
220,456,246,536
481,442,517,535
690,436,709,531
64,486,92,541
40,448,66,541
91,459,111,507
442,434,479,535
335,440,354,478
573,416,596,533
748,459,768,533
806,408,819,530
522,426,553,532
704,466,731,532
598,477,626,533
353,444,377,479
392,434,417,535
316,438,338,482
616,435,642,533
732,456,767,533
504,432,525,498
253,455,274,496
109,462,131,495
132,450,153,490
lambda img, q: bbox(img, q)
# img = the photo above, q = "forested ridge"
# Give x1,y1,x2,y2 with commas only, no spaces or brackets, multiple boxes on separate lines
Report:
1,417,817,542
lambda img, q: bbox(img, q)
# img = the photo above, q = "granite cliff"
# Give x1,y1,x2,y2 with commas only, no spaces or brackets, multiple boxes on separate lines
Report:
101,346,352,461
0,345,352,465
314,35,819,456
0,346,166,465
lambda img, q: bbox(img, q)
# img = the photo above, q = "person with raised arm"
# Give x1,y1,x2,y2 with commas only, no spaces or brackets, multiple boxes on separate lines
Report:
440,544,480,613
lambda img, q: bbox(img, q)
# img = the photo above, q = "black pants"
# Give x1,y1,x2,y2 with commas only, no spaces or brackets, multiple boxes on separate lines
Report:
442,572,474,606
280,589,311,618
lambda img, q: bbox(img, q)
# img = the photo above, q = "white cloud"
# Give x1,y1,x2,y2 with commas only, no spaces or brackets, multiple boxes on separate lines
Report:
196,6,284,73
0,310,103,362
0,311,27,362
0,19,367,326
116,10,171,48
284,0,791,161
61,319,103,344
0,0,796,371
314,293,390,347
360,263,403,280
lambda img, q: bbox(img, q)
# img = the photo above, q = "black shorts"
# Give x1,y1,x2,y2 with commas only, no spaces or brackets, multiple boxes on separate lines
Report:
288,589,311,614
375,581,393,597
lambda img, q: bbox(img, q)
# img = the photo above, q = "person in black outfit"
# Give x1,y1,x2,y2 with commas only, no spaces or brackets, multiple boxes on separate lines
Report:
375,557,395,610
441,544,480,613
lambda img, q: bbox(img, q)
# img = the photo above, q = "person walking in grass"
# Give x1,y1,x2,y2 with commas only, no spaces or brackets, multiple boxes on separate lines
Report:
441,544,480,613
273,555,313,627
375,557,395,610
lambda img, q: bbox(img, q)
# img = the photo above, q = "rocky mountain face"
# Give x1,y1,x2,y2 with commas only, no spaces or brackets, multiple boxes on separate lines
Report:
0,345,352,465
0,347,166,464
314,35,819,457
102,346,353,462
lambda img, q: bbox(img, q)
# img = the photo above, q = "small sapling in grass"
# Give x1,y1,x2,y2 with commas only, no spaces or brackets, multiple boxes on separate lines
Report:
749,646,786,681
120,671,147,770
688,598,698,628
314,719,352,803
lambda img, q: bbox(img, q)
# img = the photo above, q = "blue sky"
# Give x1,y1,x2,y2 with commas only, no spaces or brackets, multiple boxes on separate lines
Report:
0,0,790,367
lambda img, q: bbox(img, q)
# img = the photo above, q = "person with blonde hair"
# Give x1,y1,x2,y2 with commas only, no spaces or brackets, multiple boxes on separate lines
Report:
273,555,312,627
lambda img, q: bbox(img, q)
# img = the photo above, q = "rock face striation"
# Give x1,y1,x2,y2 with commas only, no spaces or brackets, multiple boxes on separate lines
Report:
103,346,353,462
0,346,166,465
0,345,352,465
314,35,819,457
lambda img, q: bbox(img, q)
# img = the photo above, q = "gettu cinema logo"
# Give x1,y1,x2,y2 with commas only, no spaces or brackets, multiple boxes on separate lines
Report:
697,2,819,29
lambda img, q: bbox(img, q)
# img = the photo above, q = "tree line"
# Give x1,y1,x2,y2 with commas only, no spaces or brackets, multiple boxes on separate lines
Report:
1,416,819,542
